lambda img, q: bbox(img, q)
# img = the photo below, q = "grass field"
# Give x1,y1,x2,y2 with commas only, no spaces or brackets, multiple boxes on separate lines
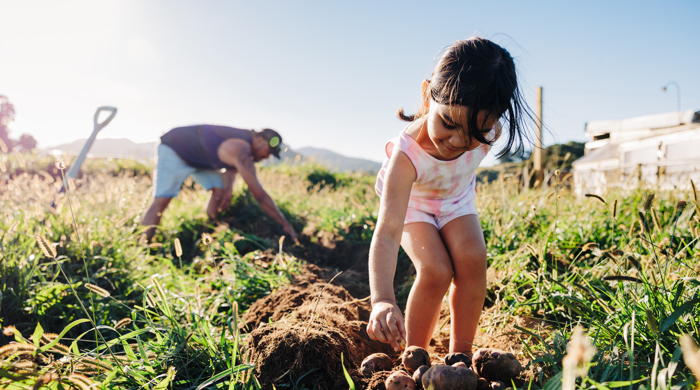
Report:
1,152,699,390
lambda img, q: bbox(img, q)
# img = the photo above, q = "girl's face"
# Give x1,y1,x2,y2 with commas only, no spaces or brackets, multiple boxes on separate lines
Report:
424,101,498,159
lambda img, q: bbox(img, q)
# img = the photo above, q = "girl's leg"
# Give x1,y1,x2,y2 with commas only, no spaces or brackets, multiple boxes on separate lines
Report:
401,222,455,348
439,214,487,354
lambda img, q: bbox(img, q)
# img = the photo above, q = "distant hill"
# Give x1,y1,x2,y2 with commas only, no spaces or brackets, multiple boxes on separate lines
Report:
44,138,157,161
294,147,381,173
43,138,382,174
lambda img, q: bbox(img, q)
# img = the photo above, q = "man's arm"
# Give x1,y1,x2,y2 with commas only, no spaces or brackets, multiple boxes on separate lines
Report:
215,168,237,213
221,168,236,190
217,139,297,239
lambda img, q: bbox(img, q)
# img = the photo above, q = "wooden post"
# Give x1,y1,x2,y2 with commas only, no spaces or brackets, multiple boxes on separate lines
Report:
532,86,544,187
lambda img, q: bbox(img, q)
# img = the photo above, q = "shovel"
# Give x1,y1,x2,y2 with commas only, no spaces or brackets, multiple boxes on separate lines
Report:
53,106,117,203
64,106,118,181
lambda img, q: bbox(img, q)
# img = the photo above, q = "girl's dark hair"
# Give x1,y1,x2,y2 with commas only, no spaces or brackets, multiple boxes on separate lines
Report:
398,37,533,158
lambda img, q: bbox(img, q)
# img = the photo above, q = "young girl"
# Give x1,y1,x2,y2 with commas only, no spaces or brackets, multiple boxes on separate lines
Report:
367,37,530,355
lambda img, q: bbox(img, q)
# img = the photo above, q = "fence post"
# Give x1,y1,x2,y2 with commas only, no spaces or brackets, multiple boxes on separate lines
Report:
637,163,643,186
533,87,544,187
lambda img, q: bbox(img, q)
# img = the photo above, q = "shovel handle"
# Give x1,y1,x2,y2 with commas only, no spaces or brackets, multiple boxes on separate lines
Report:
65,106,118,179
94,106,117,132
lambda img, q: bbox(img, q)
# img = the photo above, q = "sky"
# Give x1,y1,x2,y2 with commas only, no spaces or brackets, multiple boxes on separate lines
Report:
1,0,698,165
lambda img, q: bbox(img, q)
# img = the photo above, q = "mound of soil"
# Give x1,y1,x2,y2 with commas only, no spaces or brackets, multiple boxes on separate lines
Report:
242,277,353,330
238,228,537,388
244,266,397,389
250,323,357,389
366,370,392,390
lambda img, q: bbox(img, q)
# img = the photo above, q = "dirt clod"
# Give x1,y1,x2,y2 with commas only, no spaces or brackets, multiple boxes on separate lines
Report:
367,370,392,390
472,348,522,383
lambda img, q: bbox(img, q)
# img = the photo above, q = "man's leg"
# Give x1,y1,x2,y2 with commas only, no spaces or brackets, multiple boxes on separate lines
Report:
143,143,193,241
192,170,227,220
141,197,173,241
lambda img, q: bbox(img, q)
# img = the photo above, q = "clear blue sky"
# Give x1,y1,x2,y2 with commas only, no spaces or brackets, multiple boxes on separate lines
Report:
1,0,698,164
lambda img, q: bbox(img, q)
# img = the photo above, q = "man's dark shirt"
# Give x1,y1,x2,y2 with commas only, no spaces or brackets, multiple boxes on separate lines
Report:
160,125,252,170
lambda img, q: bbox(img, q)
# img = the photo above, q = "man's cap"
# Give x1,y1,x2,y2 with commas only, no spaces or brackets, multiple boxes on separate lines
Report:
259,128,283,159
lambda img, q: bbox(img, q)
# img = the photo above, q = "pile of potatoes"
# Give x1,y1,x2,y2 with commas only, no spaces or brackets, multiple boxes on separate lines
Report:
361,346,522,390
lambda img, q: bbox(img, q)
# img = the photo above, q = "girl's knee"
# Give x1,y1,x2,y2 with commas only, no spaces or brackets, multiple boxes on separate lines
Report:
416,264,453,291
453,251,487,281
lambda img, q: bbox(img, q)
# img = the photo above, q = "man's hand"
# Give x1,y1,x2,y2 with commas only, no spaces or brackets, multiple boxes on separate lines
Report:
218,139,297,238
282,223,298,242
217,190,233,213
367,300,406,352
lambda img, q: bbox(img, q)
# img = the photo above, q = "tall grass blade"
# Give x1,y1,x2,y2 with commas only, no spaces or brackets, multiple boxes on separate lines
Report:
659,298,700,333
153,367,177,390
599,378,647,388
651,342,660,390
691,180,697,202
195,365,254,390
542,370,563,390
31,323,44,348
585,193,607,204
151,277,175,320
341,353,355,390
121,340,138,361
37,319,90,354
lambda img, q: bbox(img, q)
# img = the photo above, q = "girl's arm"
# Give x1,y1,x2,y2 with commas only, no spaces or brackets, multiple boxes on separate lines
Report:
367,146,416,351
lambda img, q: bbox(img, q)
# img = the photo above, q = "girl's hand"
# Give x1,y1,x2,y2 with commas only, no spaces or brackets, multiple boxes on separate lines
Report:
367,300,406,352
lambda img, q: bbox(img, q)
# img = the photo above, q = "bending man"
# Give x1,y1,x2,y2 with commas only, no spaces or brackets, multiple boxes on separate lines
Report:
141,125,297,241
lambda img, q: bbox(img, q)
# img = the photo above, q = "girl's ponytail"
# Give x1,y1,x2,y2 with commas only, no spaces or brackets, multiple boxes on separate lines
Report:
397,79,431,122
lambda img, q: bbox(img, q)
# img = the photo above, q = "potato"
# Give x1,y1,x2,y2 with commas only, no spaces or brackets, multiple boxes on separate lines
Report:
412,365,430,390
385,370,417,390
491,381,507,390
452,362,468,368
444,352,472,367
402,346,431,373
421,364,478,390
361,353,394,377
472,348,522,382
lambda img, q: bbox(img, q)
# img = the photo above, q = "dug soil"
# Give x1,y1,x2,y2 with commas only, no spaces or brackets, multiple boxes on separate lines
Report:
239,230,539,390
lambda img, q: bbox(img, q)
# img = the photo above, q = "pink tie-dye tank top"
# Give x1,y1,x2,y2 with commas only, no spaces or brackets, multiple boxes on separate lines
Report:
375,128,494,221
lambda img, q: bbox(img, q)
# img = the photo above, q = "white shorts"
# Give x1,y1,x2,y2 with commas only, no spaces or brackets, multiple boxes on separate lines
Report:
153,143,223,198
404,197,478,230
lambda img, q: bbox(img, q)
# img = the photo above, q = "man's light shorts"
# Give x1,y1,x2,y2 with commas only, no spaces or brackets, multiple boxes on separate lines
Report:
153,143,223,198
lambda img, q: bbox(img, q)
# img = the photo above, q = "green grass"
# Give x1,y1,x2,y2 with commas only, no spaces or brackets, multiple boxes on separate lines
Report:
476,174,700,389
1,153,699,389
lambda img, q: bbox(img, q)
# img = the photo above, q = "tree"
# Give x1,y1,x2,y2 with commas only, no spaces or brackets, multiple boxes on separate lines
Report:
499,149,532,164
541,141,585,171
0,95,16,153
15,134,37,152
